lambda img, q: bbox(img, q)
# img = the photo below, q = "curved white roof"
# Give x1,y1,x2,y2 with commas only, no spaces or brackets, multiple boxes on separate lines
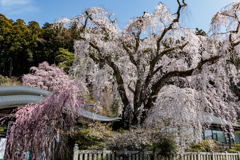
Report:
0,86,121,122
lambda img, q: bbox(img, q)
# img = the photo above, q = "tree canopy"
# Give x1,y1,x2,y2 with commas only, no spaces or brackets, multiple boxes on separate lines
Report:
54,0,240,148
0,15,76,77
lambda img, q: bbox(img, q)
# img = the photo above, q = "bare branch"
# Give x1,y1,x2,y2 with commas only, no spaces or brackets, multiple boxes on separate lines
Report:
85,10,93,21
145,55,221,110
230,21,240,47
156,0,187,54
105,57,130,107
89,42,101,53
153,65,163,75
123,43,137,66
85,10,109,34
81,17,89,31
150,42,189,78
128,81,135,93
89,53,100,62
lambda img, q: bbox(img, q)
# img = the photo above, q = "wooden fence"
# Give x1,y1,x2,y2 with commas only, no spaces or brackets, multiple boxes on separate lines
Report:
73,144,240,160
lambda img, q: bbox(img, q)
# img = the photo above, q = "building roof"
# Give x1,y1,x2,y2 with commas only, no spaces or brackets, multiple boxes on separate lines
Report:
0,86,50,96
0,86,121,122
202,114,239,127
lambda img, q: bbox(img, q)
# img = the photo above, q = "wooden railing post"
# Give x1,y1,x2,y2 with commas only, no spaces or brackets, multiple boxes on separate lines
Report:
225,151,228,160
74,149,240,160
143,149,146,160
73,144,79,160
124,148,127,160
197,151,200,160
103,148,106,159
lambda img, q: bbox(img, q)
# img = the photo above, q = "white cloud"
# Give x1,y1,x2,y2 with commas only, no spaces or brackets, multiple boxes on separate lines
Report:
0,0,38,15
1,0,32,6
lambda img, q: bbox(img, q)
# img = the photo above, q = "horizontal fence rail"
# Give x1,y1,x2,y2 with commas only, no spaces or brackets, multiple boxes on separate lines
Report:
73,144,240,160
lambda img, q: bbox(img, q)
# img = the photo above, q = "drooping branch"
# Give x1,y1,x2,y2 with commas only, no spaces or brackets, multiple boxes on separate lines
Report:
89,53,101,62
145,55,221,110
105,56,130,107
79,16,89,32
88,42,130,108
122,13,146,67
123,43,137,66
145,42,189,90
85,10,93,21
85,10,111,35
230,21,240,47
155,42,189,66
128,81,135,93
81,9,131,121
89,42,101,54
156,0,187,54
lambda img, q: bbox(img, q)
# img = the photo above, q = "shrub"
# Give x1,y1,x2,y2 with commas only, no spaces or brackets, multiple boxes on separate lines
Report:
189,142,206,152
72,122,113,150
0,75,11,86
153,136,178,158
228,143,240,153
188,140,225,152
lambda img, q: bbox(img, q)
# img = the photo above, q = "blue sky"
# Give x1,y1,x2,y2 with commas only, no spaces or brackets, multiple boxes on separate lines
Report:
0,0,234,34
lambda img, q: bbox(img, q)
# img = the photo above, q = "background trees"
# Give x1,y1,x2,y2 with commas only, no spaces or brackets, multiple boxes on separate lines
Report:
0,14,76,77
22,61,75,92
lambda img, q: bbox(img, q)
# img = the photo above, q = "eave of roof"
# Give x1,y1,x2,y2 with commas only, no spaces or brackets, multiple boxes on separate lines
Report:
0,86,122,122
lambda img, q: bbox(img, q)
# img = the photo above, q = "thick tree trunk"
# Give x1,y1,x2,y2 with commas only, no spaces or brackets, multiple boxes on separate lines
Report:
121,103,133,130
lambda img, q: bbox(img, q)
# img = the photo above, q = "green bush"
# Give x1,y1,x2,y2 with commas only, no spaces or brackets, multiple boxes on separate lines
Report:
71,123,114,150
189,142,206,152
154,136,178,158
188,140,225,152
0,75,11,85
227,148,238,153
228,143,240,153
72,127,105,149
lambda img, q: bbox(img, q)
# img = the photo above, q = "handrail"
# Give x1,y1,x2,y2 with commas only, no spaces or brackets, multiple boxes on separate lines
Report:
0,94,121,122
0,86,50,96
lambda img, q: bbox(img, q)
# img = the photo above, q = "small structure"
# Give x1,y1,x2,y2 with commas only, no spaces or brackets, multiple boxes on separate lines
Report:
202,114,240,148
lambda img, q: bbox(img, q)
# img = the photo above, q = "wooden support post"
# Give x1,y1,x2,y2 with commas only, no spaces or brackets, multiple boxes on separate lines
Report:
197,151,200,160
123,148,127,160
73,144,79,160
103,148,106,159
225,151,228,160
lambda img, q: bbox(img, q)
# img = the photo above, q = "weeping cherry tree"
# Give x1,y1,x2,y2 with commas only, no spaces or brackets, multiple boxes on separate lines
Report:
55,0,240,147
0,62,86,160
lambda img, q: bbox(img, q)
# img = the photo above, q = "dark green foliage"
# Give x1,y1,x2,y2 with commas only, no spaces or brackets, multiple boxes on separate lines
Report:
72,125,106,150
56,48,75,73
195,28,207,36
0,75,11,85
0,14,78,77
189,142,207,152
152,136,178,158
227,143,240,153
187,140,225,152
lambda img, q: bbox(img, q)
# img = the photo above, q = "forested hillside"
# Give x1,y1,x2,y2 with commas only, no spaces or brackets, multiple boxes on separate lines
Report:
0,13,75,78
